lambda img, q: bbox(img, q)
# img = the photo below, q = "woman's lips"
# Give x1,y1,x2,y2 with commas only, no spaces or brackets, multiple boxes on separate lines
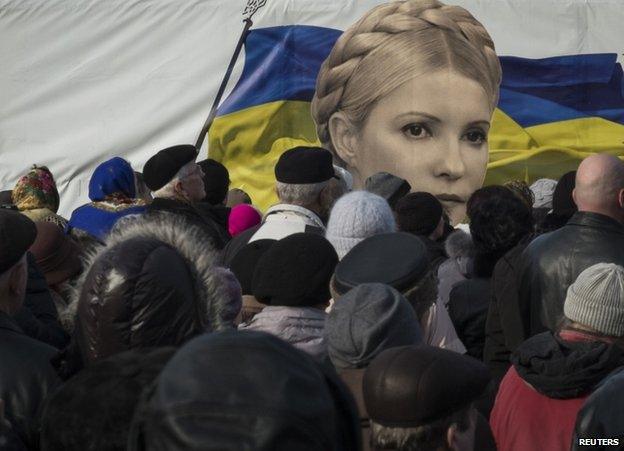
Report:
435,193,466,203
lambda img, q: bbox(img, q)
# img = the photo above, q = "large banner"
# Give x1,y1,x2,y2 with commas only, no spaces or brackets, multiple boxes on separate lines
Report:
1,0,623,217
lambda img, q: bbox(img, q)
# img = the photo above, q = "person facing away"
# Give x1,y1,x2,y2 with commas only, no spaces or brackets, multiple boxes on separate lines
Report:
223,146,345,261
67,157,147,243
490,263,624,451
128,330,361,451
0,211,60,450
364,344,491,451
332,232,466,354
325,190,397,260
326,283,422,450
143,144,230,249
239,233,339,362
58,213,231,378
517,153,624,334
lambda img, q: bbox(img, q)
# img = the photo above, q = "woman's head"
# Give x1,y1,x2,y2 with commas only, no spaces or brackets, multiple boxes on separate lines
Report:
88,157,136,202
12,165,60,213
312,0,501,224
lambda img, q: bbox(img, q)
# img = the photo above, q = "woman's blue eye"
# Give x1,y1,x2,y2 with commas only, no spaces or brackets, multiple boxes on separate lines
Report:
403,124,429,138
464,130,487,144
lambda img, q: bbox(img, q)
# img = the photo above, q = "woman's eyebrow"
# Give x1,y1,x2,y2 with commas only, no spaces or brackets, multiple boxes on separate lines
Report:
395,112,442,122
466,120,491,128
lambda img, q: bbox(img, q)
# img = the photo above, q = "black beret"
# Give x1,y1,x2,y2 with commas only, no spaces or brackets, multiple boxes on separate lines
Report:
0,210,37,274
197,159,230,205
395,192,444,237
333,232,429,296
275,146,336,184
229,239,276,296
364,172,411,208
143,145,198,191
363,345,490,427
252,233,338,307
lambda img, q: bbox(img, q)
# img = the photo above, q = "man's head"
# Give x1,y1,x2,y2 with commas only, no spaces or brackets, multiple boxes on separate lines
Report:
197,159,230,206
395,192,445,240
143,145,205,202
0,211,37,314
364,345,490,451
274,146,342,222
573,153,624,223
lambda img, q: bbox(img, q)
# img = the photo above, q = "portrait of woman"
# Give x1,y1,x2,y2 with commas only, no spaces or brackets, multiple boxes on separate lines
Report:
311,0,502,224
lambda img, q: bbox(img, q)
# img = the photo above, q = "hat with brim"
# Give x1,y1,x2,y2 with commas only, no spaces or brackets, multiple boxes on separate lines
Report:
29,222,82,285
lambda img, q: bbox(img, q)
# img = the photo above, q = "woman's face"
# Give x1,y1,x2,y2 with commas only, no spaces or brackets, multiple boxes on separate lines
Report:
345,69,492,224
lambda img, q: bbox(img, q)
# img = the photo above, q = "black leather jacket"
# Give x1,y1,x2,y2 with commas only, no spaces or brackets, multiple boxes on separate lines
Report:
0,312,59,449
517,212,624,332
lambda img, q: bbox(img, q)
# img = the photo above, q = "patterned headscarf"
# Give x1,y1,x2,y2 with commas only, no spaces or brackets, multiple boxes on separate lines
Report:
88,157,136,202
12,166,60,212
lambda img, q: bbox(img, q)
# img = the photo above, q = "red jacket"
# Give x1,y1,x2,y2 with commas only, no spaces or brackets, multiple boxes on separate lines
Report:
490,366,587,451
490,329,623,451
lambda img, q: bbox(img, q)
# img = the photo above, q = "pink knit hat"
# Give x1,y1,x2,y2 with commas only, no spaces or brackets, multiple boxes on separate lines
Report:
228,204,262,237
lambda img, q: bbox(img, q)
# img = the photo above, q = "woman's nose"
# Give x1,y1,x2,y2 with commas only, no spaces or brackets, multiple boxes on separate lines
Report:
433,139,466,180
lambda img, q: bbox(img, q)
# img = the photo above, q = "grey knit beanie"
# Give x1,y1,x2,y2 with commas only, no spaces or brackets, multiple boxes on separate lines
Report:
530,178,557,209
325,191,396,259
564,263,624,337
326,283,422,369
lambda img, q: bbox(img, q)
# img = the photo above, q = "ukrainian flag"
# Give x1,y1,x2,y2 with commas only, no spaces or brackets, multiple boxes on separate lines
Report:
209,25,624,211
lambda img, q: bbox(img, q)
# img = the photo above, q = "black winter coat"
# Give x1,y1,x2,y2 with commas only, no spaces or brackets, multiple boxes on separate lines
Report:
448,278,490,360
484,237,538,382
0,312,59,450
13,253,69,349
517,212,624,332
147,198,230,250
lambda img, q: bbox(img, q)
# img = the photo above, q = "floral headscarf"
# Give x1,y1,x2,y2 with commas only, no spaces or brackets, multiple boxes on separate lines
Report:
12,166,60,212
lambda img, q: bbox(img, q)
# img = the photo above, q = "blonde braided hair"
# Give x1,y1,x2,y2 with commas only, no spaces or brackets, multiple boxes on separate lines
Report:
311,0,502,164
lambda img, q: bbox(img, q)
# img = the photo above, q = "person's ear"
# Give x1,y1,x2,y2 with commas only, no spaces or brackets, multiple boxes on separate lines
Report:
572,187,578,207
618,188,624,209
447,424,460,451
174,180,187,198
328,112,359,168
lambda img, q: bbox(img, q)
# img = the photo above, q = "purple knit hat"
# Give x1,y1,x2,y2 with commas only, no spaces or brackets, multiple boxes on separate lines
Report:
228,204,262,237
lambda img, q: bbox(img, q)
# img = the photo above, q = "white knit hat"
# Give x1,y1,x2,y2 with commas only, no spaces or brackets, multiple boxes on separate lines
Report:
325,191,396,259
530,178,558,209
564,263,624,336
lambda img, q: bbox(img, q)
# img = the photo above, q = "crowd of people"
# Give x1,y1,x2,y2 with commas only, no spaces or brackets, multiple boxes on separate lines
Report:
1,144,624,451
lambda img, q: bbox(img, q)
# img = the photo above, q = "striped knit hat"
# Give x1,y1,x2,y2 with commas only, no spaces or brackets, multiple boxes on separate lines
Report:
564,263,624,337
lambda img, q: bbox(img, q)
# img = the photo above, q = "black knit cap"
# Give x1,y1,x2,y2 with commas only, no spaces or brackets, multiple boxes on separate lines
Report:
363,345,490,427
333,232,429,296
364,172,411,209
275,146,337,184
197,159,230,205
142,144,198,191
229,239,276,296
252,233,338,307
0,210,37,274
395,192,443,236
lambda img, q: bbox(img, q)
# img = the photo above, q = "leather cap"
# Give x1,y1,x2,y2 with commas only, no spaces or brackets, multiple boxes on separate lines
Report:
143,145,197,191
333,232,429,296
29,221,82,285
0,210,37,274
275,147,336,184
129,330,361,451
363,345,490,427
